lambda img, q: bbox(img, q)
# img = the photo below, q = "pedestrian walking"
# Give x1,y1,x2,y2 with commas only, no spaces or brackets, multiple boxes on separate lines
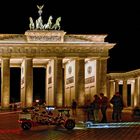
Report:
99,93,109,123
84,99,92,121
92,94,101,122
89,101,95,121
110,92,124,122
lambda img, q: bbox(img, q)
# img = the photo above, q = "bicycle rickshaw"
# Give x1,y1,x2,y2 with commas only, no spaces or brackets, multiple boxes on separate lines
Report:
18,106,75,130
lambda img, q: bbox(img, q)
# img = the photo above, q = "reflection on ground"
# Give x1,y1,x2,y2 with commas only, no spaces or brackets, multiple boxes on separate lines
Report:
75,121,140,129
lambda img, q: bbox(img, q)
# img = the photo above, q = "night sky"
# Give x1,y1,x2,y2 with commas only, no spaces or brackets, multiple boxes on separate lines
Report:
0,0,140,73
0,0,140,102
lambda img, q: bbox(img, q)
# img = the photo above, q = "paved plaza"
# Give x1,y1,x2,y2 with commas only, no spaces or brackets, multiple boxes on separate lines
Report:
0,108,140,140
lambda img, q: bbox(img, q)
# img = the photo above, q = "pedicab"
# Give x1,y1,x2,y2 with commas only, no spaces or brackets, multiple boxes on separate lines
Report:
18,106,75,130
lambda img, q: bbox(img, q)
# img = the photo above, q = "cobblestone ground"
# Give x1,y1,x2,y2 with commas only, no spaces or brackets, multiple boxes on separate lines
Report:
0,124,140,140
0,108,140,140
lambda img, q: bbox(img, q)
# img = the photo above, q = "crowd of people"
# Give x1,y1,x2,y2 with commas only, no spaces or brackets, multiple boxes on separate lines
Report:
71,92,124,123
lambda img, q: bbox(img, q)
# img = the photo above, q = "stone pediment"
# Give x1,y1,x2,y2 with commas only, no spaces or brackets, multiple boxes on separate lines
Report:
0,33,108,43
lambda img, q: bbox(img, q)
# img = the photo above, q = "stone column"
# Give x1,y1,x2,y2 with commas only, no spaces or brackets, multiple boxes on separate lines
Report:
96,58,107,95
131,81,135,107
115,80,119,93
138,78,140,106
123,80,127,107
21,58,33,107
110,80,115,99
46,60,54,106
1,58,10,108
54,57,63,107
63,63,67,107
96,59,100,95
75,58,85,106
106,78,110,98
45,65,47,104
134,78,138,107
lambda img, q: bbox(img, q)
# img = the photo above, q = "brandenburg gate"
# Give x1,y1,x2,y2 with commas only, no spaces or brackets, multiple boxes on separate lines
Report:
0,5,115,108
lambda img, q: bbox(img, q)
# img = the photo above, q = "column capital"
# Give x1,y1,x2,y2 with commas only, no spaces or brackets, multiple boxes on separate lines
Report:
75,57,85,60
123,79,127,83
23,56,33,59
110,80,115,82
1,57,10,60
96,57,109,60
114,79,119,81
54,56,64,60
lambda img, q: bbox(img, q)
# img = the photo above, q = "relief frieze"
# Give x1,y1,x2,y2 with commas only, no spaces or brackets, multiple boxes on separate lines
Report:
66,76,74,85
85,76,95,84
28,36,61,42
0,45,108,58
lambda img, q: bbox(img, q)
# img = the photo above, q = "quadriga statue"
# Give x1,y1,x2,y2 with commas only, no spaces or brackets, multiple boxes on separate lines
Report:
44,16,53,29
29,17,35,30
35,16,44,30
51,17,61,30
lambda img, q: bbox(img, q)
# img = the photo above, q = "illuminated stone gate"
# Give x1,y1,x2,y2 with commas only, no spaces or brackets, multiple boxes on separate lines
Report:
0,31,115,108
0,5,115,108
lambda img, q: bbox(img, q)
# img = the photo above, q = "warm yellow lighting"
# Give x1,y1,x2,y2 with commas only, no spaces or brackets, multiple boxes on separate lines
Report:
36,99,39,103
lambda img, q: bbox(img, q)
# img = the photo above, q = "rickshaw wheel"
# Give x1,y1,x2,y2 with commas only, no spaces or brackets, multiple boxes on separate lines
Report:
21,121,32,130
64,119,75,130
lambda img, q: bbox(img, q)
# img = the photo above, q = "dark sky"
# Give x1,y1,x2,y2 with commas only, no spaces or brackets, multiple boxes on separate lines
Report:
0,0,140,72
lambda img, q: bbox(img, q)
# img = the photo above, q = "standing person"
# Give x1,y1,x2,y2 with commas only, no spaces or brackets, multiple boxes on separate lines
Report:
110,92,123,122
71,99,77,116
100,93,109,123
92,94,101,122
110,94,115,121
84,99,91,121
89,101,95,121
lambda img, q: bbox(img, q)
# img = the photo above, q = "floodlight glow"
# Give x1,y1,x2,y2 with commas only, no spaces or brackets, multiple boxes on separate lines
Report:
46,106,55,110
35,99,39,103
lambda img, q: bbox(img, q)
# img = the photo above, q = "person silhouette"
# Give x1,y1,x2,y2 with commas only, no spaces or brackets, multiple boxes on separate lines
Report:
71,99,77,116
